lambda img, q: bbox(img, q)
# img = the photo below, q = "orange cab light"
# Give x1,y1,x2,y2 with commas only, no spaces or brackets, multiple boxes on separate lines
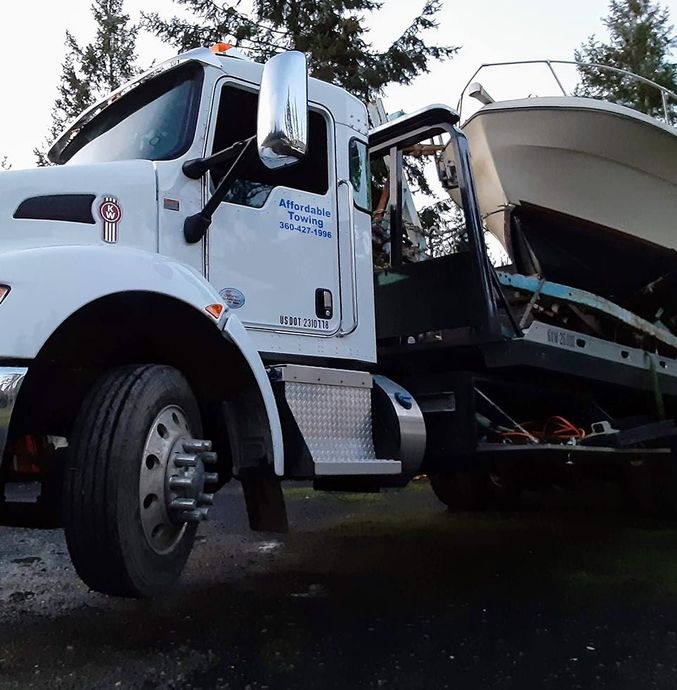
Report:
205,303,225,319
210,42,233,54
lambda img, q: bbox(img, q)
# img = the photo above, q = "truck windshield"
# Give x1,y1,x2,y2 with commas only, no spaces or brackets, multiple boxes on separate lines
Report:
61,62,204,165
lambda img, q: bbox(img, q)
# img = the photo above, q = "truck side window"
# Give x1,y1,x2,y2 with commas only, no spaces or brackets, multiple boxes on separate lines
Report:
349,139,370,212
212,85,329,208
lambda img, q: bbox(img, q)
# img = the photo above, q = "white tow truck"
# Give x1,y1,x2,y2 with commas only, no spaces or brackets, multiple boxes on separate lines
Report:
2,46,677,597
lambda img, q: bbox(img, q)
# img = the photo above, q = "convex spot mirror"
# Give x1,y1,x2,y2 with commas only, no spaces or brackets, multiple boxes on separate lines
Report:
257,50,309,169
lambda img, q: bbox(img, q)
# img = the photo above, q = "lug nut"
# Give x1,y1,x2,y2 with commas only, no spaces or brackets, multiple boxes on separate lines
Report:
199,451,218,465
169,475,195,491
174,453,198,468
183,439,212,453
183,507,209,523
170,497,197,511
198,492,214,506
204,472,219,485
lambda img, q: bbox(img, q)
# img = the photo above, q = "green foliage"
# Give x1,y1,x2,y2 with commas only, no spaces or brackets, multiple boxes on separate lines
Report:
35,0,139,165
575,0,677,118
143,0,458,103
48,34,95,141
403,157,467,258
418,197,467,257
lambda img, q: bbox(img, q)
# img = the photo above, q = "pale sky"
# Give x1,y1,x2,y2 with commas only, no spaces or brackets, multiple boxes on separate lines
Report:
1,0,676,168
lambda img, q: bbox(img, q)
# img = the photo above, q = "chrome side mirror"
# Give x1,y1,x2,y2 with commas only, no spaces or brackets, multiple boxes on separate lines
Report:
257,51,308,169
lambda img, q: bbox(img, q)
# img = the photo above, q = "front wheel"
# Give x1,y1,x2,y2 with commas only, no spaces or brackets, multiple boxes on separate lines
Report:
63,365,218,597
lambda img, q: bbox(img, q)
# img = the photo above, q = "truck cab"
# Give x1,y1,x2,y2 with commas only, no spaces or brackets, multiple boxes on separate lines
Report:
47,47,376,363
0,47,426,597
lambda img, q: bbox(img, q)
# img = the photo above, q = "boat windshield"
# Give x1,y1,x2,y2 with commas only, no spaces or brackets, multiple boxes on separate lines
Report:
61,62,204,165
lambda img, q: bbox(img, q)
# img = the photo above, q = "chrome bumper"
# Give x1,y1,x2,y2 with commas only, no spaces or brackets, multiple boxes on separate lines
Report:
0,367,27,461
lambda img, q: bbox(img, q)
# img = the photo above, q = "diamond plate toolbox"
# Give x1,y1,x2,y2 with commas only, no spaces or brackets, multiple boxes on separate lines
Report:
271,365,376,463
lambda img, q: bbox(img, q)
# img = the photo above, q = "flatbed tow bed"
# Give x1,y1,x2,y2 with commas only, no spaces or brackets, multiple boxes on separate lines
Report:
370,106,677,510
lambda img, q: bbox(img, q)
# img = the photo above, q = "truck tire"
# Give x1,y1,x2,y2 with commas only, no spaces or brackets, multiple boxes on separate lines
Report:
430,471,488,510
63,364,213,598
430,470,521,511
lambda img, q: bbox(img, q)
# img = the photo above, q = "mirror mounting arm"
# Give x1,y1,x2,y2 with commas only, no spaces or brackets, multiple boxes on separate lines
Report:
183,135,256,244
182,139,249,180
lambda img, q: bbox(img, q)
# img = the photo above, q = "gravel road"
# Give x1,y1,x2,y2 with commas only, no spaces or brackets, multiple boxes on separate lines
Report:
1,481,677,689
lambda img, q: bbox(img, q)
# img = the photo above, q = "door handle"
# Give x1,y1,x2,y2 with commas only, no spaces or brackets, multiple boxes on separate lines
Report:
337,179,359,337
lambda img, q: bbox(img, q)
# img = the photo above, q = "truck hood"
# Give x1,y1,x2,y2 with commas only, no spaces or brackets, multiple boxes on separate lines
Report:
0,160,158,253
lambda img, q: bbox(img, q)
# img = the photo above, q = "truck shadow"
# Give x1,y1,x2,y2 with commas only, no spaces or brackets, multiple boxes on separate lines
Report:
2,486,677,688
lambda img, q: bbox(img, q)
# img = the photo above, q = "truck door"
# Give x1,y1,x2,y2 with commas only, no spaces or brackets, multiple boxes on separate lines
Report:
206,81,341,336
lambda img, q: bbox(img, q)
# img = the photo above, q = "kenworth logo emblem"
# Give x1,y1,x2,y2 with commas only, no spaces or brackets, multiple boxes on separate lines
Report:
99,197,122,243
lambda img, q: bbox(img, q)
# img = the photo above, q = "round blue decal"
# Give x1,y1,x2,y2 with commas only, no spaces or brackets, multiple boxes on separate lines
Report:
220,287,245,309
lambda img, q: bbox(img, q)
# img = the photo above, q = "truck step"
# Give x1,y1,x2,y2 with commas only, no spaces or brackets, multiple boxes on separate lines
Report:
314,459,402,476
270,364,402,478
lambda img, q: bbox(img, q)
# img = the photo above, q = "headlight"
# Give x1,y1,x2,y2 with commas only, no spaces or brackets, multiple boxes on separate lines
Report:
0,285,10,304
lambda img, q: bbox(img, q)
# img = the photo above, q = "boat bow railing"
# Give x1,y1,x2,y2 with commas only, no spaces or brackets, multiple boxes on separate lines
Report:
457,59,677,126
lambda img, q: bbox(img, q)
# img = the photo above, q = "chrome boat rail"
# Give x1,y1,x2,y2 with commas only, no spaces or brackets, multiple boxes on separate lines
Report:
457,59,677,126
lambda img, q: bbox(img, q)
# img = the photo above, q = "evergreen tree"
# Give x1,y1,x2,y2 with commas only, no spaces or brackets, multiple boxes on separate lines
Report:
143,0,457,105
418,198,467,257
575,0,677,118
35,0,139,165
1,157,11,171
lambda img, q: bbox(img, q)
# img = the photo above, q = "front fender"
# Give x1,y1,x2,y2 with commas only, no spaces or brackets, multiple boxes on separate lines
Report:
0,245,226,359
0,245,285,475
223,315,284,476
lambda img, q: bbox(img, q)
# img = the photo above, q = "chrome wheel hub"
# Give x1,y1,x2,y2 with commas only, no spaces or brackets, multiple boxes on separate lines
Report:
139,405,218,554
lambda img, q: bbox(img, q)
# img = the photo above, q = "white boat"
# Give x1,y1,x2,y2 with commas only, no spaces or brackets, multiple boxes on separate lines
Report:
440,60,677,304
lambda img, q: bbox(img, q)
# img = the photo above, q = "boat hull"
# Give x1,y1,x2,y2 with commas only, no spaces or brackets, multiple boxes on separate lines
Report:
446,97,677,253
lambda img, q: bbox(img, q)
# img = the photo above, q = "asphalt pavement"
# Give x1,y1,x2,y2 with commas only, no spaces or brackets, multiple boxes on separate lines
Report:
1,480,677,689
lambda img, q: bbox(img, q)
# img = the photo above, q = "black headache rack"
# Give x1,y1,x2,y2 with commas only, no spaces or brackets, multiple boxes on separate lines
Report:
367,105,677,476
369,105,504,346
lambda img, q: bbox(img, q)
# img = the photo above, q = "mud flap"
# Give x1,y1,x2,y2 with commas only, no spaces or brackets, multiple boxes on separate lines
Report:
239,469,288,533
